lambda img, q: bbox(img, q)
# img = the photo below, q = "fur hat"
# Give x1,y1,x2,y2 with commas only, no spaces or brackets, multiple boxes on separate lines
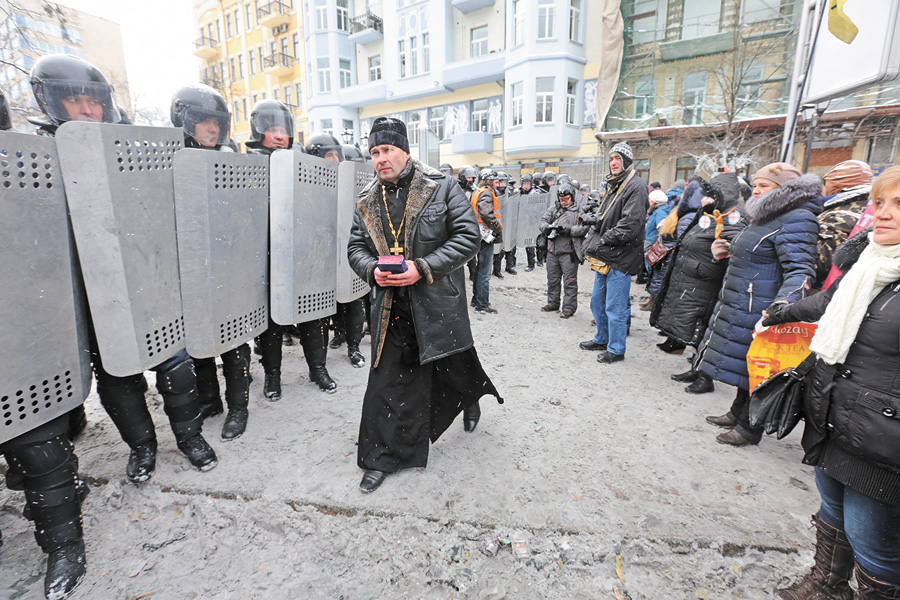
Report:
752,162,801,187
368,116,410,153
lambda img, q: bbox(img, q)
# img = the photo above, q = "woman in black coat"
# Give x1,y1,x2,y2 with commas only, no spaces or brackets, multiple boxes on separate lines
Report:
763,167,900,599
651,173,747,393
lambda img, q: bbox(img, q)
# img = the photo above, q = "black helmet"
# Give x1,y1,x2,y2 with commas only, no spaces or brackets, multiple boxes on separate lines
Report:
542,171,557,184
30,54,121,126
580,183,590,192
305,132,343,161
589,190,601,201
520,173,533,183
557,174,572,186
497,171,511,183
342,144,365,162
439,163,453,176
557,182,576,200
170,84,230,147
457,165,477,187
247,99,294,149
571,179,580,189
0,88,10,130
116,105,133,125
479,168,498,183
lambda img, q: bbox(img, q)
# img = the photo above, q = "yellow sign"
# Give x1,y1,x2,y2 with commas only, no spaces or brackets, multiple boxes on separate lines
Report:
829,0,859,44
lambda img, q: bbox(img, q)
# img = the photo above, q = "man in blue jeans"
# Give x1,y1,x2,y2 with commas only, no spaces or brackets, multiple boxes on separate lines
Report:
579,142,649,363
471,169,502,314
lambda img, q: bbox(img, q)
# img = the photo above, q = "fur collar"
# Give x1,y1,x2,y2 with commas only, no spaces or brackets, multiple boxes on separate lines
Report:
744,174,823,224
834,228,872,271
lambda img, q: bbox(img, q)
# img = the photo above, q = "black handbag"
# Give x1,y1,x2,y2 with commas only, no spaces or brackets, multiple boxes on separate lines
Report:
749,352,817,439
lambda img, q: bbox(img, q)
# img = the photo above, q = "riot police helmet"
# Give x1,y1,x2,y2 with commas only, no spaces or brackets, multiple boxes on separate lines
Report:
479,168,498,184
439,163,453,176
305,132,343,162
542,171,557,186
342,144,365,162
571,179,580,190
580,183,591,193
497,171,511,183
557,174,572,186
557,183,576,202
0,88,10,130
170,84,231,148
520,172,533,183
589,190,601,200
457,165,477,187
30,54,121,126
247,99,294,149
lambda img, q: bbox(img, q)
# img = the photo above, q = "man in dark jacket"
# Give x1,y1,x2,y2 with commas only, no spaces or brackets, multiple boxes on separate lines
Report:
539,183,588,318
579,142,649,363
347,117,502,494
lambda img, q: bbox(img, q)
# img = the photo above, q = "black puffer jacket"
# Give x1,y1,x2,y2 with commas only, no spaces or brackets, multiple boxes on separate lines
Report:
651,174,747,346
767,231,900,504
348,159,480,367
695,174,823,390
580,168,649,275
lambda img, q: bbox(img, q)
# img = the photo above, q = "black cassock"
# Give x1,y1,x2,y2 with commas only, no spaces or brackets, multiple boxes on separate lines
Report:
357,187,501,473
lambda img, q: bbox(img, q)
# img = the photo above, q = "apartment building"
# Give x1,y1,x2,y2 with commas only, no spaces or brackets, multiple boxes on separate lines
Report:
0,0,131,131
193,0,308,146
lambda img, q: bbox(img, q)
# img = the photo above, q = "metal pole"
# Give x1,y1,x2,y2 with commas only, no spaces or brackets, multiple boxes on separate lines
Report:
802,113,818,172
780,0,818,162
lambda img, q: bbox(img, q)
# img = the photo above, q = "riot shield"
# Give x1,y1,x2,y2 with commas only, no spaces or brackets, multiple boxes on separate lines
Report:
56,122,185,377
173,149,269,358
336,161,373,303
1,132,92,444
269,150,338,325
516,191,553,248
499,190,520,252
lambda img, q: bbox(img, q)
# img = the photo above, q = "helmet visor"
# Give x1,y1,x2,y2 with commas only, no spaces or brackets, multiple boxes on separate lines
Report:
254,107,294,140
42,80,119,124
183,105,230,146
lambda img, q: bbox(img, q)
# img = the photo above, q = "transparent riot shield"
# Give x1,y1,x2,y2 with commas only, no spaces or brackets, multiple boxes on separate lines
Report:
336,161,373,303
173,149,270,358
56,122,185,377
0,132,92,444
269,150,338,325
516,191,553,248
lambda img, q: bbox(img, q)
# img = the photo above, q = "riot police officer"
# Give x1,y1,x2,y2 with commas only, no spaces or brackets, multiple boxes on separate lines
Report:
171,84,251,440
457,165,477,199
30,56,218,488
342,143,365,163
541,170,556,192
492,171,517,278
303,133,368,369
439,163,453,177
248,114,338,395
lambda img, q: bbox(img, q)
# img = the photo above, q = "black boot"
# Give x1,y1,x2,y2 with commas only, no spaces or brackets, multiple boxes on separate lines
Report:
310,366,337,393
329,332,346,349
263,368,282,401
126,440,157,483
777,514,854,600
175,432,218,471
220,345,251,441
671,369,699,383
282,331,295,346
158,360,218,471
685,371,715,394
348,345,366,368
193,357,223,421
463,401,481,433
299,320,337,393
45,540,86,599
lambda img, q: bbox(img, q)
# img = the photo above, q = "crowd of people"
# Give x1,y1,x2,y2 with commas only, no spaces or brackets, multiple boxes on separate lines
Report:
2,52,899,600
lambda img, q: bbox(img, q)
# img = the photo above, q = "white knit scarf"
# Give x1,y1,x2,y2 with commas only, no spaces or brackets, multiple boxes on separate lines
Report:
809,233,900,364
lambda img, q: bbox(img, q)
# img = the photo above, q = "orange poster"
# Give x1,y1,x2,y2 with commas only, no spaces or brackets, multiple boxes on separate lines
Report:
747,321,818,394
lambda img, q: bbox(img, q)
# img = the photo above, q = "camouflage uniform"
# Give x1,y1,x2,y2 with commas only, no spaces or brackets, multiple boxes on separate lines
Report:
814,185,871,289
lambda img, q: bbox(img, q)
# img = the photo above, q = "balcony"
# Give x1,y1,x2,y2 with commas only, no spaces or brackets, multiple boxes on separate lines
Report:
659,32,734,61
193,36,220,60
263,52,297,77
348,12,383,45
451,0,495,13
451,131,493,154
442,51,506,90
200,73,223,91
258,1,292,28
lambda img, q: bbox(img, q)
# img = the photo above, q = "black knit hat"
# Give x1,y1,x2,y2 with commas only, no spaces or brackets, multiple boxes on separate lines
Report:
368,116,410,153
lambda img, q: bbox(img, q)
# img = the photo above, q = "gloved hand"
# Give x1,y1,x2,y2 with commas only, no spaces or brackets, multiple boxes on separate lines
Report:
557,226,571,236
711,238,732,260
761,301,792,326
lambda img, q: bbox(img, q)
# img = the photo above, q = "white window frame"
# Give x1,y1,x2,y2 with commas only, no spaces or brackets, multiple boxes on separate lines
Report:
407,111,421,145
249,49,256,75
536,77,554,123
568,0,581,43
422,32,430,73
409,36,418,76
339,58,352,88
398,39,407,78
315,0,328,30
511,0,523,46
318,57,331,93
336,0,350,32
566,78,577,125
429,106,445,139
471,25,488,57
634,80,655,118
681,72,707,125
511,81,523,127
538,0,555,39
369,55,382,81
471,99,488,132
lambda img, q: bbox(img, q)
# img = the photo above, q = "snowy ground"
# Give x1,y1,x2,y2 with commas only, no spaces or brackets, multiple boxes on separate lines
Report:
1,259,823,599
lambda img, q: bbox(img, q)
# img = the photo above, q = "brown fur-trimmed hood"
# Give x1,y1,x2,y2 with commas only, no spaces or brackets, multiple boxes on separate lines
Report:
744,174,824,224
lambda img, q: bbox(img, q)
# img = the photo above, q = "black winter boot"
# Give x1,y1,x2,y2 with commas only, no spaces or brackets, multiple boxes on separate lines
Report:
310,366,337,393
193,358,223,421
175,431,218,471
685,371,715,394
299,320,337,393
348,346,366,368
777,514,854,600
263,368,282,402
126,440,157,483
671,369,699,383
45,540,86,599
220,345,251,441
855,563,900,599
463,401,481,433
159,361,218,471
221,409,249,441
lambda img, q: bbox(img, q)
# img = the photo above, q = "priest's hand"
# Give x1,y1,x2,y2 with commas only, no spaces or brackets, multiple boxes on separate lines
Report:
374,263,422,287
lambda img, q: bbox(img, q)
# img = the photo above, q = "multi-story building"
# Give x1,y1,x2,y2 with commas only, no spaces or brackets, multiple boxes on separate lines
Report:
601,0,900,183
193,0,308,147
0,0,131,132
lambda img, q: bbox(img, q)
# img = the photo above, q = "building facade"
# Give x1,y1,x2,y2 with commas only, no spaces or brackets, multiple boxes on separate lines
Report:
0,0,131,131
193,0,309,146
